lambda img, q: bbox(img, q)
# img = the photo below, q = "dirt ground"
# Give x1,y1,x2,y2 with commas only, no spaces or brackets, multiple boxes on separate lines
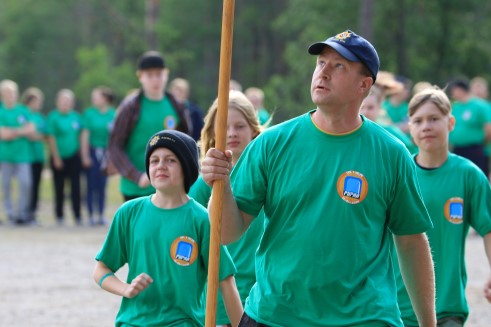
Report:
0,197,490,327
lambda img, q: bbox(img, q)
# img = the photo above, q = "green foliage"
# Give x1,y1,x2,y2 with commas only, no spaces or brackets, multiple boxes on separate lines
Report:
73,45,136,109
0,0,491,120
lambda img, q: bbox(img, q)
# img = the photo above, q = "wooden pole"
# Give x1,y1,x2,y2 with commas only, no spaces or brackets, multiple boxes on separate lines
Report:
205,0,235,326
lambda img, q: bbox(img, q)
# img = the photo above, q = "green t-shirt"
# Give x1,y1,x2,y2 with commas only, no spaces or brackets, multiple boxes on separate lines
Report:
449,97,491,147
96,196,236,327
46,109,83,159
394,153,491,326
189,175,265,325
382,123,418,154
0,104,33,163
258,108,271,127
230,111,432,327
120,95,180,197
383,100,409,124
28,110,47,163
82,107,116,148
484,100,491,155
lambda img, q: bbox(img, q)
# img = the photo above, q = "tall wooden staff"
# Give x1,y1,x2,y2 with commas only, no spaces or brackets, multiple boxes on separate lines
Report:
205,0,235,326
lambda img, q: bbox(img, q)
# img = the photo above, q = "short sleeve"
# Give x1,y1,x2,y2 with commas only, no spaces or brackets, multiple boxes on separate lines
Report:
189,175,212,208
95,207,128,272
387,154,433,235
468,168,491,236
231,138,267,217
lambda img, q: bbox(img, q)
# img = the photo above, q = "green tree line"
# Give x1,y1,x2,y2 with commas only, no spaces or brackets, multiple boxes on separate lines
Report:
0,0,490,121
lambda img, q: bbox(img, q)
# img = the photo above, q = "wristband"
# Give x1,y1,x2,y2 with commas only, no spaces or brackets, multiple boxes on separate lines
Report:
99,272,115,287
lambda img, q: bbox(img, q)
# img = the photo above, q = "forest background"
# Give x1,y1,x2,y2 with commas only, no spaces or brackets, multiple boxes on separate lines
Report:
0,0,490,122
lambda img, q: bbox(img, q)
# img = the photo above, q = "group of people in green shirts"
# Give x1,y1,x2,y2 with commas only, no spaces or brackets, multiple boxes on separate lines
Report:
2,29,491,326
90,31,491,327
0,81,116,226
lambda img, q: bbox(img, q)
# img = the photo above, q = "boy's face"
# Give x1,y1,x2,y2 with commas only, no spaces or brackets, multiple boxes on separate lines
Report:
137,68,169,98
408,101,455,153
148,147,185,192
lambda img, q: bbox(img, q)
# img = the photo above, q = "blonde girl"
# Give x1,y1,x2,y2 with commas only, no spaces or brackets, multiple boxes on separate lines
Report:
189,90,264,327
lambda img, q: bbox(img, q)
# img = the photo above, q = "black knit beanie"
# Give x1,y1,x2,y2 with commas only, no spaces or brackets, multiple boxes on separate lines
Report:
145,130,199,193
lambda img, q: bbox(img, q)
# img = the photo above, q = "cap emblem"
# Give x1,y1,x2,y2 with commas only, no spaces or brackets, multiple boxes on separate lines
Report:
149,135,160,146
333,31,352,42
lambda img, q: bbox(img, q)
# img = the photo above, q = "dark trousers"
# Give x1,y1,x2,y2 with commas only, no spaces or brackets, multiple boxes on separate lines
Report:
29,162,44,219
51,154,81,221
86,148,108,217
238,313,271,327
453,144,489,177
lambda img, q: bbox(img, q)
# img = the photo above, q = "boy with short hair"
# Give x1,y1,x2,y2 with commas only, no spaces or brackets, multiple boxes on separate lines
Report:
394,87,491,326
93,130,243,327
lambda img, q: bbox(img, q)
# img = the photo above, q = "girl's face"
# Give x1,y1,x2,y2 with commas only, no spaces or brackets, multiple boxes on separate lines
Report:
224,108,256,160
409,101,454,153
149,147,185,192
91,89,106,108
29,97,43,111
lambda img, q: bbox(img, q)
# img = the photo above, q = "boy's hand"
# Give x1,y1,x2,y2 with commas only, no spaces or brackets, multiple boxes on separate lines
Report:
123,273,153,299
201,148,233,187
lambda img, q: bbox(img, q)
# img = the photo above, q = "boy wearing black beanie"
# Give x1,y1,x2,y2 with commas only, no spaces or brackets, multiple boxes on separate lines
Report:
93,130,243,326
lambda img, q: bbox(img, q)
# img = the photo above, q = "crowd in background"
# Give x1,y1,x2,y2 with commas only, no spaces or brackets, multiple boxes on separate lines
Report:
367,73,491,180
1,44,491,326
0,70,272,226
1,65,490,227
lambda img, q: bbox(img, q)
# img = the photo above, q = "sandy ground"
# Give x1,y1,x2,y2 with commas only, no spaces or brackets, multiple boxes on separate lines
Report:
0,199,490,326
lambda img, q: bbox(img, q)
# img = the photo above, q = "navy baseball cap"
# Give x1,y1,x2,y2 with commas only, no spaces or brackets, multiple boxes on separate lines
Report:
308,30,380,82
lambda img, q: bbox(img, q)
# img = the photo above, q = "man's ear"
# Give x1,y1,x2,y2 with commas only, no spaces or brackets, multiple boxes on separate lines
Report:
360,76,374,95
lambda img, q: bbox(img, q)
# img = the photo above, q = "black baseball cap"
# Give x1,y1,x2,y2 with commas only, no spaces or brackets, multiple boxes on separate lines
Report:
137,51,166,70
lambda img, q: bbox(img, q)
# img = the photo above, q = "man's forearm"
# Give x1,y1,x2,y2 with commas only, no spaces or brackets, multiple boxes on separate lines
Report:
395,233,436,327
211,181,252,244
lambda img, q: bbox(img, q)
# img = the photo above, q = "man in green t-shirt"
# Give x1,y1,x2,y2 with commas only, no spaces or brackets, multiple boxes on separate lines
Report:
107,51,192,201
202,30,436,327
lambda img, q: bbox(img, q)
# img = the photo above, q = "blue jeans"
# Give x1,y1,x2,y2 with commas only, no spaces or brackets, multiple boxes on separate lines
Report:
86,147,108,218
1,162,32,222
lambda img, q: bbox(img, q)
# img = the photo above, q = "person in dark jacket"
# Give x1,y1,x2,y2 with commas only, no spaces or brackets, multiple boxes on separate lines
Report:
107,51,191,201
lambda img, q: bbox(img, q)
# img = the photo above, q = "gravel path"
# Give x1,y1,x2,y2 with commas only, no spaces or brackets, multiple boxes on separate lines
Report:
0,202,489,326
